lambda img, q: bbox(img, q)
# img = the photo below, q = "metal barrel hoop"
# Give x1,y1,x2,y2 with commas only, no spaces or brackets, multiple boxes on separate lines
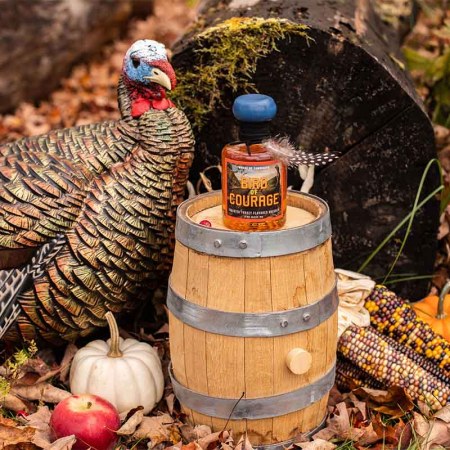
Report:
175,191,331,258
169,362,335,420
167,281,338,337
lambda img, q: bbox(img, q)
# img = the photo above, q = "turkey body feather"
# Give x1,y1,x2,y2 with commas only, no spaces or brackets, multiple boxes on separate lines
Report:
0,120,140,176
0,107,194,343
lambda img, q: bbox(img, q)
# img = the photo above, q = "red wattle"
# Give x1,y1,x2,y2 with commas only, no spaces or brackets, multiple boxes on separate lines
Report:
131,98,152,118
131,97,175,118
152,98,175,110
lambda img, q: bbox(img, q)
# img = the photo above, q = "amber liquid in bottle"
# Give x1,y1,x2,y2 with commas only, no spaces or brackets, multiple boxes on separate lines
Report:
222,142,287,231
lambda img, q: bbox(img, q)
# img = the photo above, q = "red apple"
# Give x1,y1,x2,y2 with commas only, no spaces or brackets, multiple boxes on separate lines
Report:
50,394,120,450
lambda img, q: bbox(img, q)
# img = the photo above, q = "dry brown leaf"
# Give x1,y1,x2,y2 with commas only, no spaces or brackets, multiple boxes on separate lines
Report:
353,386,414,419
18,372,41,386
396,421,413,450
220,430,234,446
35,367,62,384
2,393,30,413
166,393,175,415
324,402,351,434
47,435,77,450
180,424,213,442
357,422,381,446
311,427,335,441
193,425,213,440
221,444,234,450
438,212,450,240
327,386,344,407
234,434,253,450
26,406,52,448
133,413,180,448
59,344,78,384
179,423,196,442
21,357,51,377
12,382,71,403
312,400,380,445
156,323,169,334
181,442,202,450
166,443,183,450
434,405,450,422
413,411,449,450
0,416,35,446
116,408,145,435
197,430,230,450
413,411,431,437
418,401,433,417
344,392,367,421
413,406,450,450
419,421,450,450
0,416,18,427
297,439,337,449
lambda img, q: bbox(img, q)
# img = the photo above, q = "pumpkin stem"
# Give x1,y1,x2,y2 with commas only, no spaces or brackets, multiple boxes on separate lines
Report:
106,312,123,358
437,280,450,319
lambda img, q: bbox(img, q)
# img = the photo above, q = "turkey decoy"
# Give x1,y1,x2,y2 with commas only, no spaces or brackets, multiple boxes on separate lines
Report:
0,40,194,343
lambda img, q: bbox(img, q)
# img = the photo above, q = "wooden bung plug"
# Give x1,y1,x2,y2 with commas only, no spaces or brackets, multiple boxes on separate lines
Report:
286,348,312,375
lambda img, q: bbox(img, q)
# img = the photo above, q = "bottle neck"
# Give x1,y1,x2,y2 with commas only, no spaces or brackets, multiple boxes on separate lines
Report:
239,121,271,144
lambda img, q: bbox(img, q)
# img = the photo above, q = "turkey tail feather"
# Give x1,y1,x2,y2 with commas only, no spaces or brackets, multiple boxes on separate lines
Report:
0,235,66,339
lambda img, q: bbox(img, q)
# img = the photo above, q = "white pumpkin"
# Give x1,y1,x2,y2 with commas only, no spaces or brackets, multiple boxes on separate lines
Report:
69,312,164,414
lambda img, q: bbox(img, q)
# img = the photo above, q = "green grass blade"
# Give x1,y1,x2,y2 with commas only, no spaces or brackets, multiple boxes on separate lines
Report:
358,184,443,273
384,275,434,286
382,159,442,283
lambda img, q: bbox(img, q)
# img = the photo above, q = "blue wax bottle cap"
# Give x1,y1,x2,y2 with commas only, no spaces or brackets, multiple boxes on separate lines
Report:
232,94,277,122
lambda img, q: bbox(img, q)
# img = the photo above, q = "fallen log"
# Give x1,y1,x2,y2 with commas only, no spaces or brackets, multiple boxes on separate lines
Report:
0,0,153,113
172,0,438,298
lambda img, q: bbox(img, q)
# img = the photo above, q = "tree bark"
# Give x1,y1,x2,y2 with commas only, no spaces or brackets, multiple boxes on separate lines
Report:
0,0,153,113
172,0,438,299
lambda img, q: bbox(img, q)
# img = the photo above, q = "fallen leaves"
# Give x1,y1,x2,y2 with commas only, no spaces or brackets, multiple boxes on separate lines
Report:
12,382,71,404
117,407,145,435
353,386,414,419
0,0,197,146
117,410,182,448
0,416,35,447
413,405,450,450
302,386,417,449
47,435,77,450
296,439,336,450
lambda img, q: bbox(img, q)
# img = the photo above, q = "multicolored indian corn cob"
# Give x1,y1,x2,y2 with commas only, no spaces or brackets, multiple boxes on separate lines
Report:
365,285,450,374
381,331,450,384
337,329,450,390
338,325,450,409
336,357,384,390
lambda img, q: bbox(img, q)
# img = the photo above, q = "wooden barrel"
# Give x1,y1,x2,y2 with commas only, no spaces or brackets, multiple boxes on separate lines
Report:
168,191,337,447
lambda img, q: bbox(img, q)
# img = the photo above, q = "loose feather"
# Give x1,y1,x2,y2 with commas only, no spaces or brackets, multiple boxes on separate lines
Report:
0,234,66,339
263,137,340,167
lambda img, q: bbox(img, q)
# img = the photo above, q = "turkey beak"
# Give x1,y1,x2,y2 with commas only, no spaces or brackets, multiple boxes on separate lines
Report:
144,68,172,91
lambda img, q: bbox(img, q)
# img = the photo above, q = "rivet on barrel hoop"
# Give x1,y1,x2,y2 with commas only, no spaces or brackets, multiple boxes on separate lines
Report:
239,240,248,249
214,239,222,248
303,313,311,322
280,320,289,328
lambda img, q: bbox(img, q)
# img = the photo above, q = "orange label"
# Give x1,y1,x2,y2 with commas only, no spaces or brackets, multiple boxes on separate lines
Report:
223,157,284,222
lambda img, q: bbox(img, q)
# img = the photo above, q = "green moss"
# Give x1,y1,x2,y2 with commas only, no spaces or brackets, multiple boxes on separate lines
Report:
171,17,311,130
0,341,38,404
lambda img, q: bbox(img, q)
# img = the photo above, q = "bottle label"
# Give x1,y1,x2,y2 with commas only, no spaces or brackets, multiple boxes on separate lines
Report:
224,158,284,221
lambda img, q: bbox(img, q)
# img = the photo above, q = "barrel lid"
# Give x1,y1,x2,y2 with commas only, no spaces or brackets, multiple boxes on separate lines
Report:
232,94,277,122
175,191,331,258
